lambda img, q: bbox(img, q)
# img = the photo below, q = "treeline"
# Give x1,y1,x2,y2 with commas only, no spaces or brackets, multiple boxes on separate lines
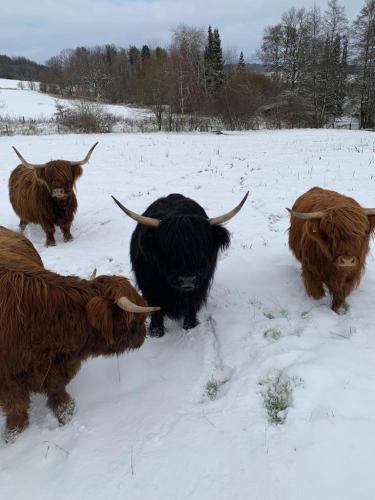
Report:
260,0,375,128
2,0,374,130
0,54,45,81
39,25,278,130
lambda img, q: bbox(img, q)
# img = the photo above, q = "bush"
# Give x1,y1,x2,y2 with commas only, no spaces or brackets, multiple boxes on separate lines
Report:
218,70,279,130
263,96,317,129
55,100,118,133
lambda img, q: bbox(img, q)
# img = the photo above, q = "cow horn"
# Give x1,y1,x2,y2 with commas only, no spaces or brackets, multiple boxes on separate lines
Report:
116,297,160,314
69,142,98,167
12,146,47,169
364,208,375,216
286,208,324,220
209,191,249,225
89,268,97,280
111,196,160,227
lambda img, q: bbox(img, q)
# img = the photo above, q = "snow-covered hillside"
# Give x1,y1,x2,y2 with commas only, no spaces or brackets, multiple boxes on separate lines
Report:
1,130,375,500
0,78,151,120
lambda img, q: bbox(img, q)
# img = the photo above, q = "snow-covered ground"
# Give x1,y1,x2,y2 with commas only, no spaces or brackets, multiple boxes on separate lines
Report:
1,130,375,500
0,78,152,120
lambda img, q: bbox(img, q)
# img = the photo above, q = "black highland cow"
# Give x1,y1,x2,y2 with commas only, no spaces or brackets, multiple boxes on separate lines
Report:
112,192,248,337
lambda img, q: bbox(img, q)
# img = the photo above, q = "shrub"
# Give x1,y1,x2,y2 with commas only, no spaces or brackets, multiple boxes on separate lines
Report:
55,100,118,133
259,371,302,424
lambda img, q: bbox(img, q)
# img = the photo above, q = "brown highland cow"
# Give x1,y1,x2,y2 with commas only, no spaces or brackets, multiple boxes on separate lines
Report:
9,143,98,246
0,226,159,443
288,187,375,313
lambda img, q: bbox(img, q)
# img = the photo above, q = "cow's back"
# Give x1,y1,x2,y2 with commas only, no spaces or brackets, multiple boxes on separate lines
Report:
0,226,43,268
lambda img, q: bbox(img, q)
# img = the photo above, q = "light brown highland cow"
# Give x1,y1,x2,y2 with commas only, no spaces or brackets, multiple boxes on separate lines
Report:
0,226,159,443
288,187,375,313
9,143,97,246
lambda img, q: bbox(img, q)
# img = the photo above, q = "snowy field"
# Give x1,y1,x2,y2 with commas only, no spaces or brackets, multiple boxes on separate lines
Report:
1,130,375,500
0,78,151,120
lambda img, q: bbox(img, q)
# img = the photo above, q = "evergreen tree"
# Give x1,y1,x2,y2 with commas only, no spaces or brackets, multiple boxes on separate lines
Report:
212,28,224,91
204,26,214,93
238,51,246,71
129,46,140,66
204,26,224,94
141,45,151,63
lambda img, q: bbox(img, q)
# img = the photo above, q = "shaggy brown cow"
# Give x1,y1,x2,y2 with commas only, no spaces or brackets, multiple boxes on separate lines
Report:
288,187,375,313
0,227,159,443
9,143,98,246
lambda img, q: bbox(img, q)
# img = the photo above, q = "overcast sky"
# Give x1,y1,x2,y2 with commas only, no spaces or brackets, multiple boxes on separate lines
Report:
1,0,363,64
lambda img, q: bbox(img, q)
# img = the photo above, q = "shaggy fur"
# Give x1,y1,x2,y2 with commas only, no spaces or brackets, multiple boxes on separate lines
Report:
9,161,83,246
130,194,230,336
0,227,149,441
288,187,375,312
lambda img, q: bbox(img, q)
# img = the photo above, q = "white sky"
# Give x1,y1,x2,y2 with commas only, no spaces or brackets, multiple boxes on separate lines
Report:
0,0,364,63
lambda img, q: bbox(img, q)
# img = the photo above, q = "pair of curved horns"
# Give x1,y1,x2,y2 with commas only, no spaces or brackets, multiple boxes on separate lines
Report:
89,268,159,313
287,207,375,220
111,191,249,227
12,142,98,169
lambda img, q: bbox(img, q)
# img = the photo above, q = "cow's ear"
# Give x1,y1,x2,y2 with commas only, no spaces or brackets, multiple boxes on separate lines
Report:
86,296,114,344
138,227,158,257
71,165,83,181
212,224,231,251
367,215,375,234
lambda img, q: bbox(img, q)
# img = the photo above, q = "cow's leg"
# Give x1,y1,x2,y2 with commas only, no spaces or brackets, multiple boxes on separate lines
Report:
331,291,348,314
46,386,75,426
183,300,200,330
45,363,78,425
302,268,325,299
60,221,73,243
2,391,30,443
330,276,355,314
41,220,56,247
183,314,199,330
149,311,165,338
19,219,28,232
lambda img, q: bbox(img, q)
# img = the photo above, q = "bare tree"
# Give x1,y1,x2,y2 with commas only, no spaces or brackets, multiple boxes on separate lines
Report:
352,0,375,128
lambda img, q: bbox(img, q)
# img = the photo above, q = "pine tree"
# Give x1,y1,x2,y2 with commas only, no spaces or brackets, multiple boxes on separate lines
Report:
238,51,246,71
212,28,224,91
204,26,224,94
204,26,214,93
129,46,140,66
141,45,151,63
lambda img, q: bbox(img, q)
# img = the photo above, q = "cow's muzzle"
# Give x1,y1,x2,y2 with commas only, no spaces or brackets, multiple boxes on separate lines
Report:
178,276,198,292
335,256,358,269
52,188,69,199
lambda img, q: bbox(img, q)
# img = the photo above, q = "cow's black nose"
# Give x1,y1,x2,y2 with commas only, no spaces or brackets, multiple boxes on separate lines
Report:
179,276,196,290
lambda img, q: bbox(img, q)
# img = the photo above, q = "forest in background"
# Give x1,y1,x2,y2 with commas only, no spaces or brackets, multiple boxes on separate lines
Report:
1,0,374,130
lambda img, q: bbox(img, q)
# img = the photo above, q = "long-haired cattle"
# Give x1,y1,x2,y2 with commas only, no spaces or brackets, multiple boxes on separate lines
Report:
288,187,375,313
112,192,248,337
9,143,98,246
0,227,159,442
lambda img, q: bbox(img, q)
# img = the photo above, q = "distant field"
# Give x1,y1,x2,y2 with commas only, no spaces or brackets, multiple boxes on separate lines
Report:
0,78,152,120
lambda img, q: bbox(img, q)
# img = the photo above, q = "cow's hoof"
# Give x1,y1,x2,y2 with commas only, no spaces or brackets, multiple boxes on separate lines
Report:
183,317,199,330
149,326,165,338
46,240,56,247
52,399,75,426
63,234,73,242
3,426,25,444
333,302,349,315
